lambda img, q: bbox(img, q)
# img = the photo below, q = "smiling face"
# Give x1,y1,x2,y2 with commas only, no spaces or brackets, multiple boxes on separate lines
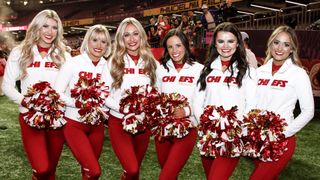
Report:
215,31,238,61
271,32,292,65
38,18,58,48
123,24,141,56
166,35,186,64
87,33,108,62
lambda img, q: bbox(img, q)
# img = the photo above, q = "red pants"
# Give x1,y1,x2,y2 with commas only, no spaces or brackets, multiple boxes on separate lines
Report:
19,113,65,180
63,118,104,180
108,115,151,180
201,155,240,180
250,136,296,180
155,128,197,180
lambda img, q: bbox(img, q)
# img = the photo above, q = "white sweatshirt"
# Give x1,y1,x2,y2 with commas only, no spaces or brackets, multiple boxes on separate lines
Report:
156,59,204,126
105,54,159,119
193,56,257,121
256,58,314,137
2,45,71,113
54,52,111,122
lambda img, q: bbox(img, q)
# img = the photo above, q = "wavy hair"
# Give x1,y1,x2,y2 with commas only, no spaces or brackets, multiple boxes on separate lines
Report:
198,22,248,91
19,9,66,79
80,24,112,59
110,17,157,89
265,25,301,66
160,28,195,72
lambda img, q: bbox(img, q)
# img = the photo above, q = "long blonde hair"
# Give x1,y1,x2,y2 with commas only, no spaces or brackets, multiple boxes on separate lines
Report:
110,17,157,89
80,24,112,58
19,9,66,79
265,25,301,66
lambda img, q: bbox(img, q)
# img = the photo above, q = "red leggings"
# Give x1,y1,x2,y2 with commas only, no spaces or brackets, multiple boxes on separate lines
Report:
108,115,151,180
19,113,65,180
201,155,240,180
63,118,104,180
250,136,296,180
155,128,197,180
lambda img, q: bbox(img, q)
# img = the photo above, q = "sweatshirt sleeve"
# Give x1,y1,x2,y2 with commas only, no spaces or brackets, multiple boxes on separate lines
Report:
244,67,257,113
1,48,24,105
284,70,314,137
53,60,76,107
192,83,206,125
101,61,120,112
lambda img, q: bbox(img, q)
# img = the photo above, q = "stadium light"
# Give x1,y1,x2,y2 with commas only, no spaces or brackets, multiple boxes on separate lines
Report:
285,0,308,7
237,11,254,15
250,4,281,12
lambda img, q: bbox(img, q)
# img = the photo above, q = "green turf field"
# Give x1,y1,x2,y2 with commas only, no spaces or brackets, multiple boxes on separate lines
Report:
1,95,319,179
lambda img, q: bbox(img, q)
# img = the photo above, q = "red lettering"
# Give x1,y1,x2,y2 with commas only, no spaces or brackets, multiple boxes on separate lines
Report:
124,68,134,74
162,76,176,82
79,71,93,79
45,62,55,68
96,73,101,80
223,77,238,84
258,79,270,86
207,76,221,83
179,76,194,83
29,61,41,68
271,80,288,87
139,69,144,74
279,80,288,87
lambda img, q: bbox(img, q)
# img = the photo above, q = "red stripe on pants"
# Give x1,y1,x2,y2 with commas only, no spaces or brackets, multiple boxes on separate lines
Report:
250,135,296,180
19,113,65,180
155,128,197,180
108,115,150,180
63,118,104,180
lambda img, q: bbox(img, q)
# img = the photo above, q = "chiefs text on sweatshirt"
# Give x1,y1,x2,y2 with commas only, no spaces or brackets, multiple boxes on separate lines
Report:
54,52,110,122
256,58,314,137
156,59,204,126
2,45,71,113
193,56,257,121
106,54,159,119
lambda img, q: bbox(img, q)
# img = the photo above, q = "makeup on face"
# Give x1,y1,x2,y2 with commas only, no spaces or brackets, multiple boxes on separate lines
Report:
271,32,292,64
87,33,108,62
38,18,58,48
215,31,238,62
123,24,141,56
166,35,186,65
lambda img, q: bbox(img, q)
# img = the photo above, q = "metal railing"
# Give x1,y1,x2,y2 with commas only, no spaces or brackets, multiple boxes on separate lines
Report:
227,1,320,30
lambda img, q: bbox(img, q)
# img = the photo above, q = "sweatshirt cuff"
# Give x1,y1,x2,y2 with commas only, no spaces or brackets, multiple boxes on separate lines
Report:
184,105,191,117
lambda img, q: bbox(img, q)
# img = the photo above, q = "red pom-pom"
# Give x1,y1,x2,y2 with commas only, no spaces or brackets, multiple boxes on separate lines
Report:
120,85,160,134
242,109,288,162
71,77,109,125
197,105,243,158
22,81,66,129
151,92,193,141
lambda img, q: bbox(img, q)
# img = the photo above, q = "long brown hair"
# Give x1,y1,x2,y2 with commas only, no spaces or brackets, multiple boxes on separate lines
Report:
198,22,248,91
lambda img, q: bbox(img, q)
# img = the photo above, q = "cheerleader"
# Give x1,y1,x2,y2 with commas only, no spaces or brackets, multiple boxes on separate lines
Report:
2,10,70,179
250,26,314,180
106,17,157,180
193,22,257,179
155,29,203,179
54,25,112,179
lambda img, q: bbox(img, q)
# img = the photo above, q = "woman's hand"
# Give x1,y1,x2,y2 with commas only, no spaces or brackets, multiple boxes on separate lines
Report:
173,107,186,119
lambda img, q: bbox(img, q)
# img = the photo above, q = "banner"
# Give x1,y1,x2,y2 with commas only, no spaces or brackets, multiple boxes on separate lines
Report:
0,25,28,32
63,18,94,27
